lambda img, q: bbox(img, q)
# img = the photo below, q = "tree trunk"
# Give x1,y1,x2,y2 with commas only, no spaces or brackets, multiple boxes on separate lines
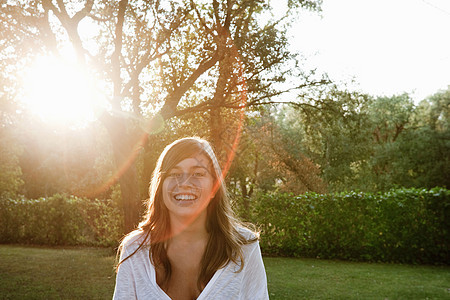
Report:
209,106,224,159
102,114,141,234
239,176,250,220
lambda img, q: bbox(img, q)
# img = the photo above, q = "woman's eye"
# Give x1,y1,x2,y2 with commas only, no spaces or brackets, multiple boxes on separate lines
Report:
193,171,206,177
168,172,181,178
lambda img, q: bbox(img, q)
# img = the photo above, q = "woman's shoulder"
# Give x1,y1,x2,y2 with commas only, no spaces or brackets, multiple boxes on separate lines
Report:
237,225,259,242
120,230,149,254
236,225,262,260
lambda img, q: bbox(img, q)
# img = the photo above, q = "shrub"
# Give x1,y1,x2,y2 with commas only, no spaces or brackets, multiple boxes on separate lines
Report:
251,188,449,265
0,194,123,247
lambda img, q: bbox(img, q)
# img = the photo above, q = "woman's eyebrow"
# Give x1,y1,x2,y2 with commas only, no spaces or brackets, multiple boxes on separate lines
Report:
170,165,208,170
186,165,209,172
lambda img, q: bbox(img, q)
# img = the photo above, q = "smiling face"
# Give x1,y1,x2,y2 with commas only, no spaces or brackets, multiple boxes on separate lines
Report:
162,154,215,222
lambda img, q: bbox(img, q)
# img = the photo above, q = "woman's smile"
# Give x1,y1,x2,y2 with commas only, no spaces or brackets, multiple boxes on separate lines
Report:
173,193,197,201
171,191,200,206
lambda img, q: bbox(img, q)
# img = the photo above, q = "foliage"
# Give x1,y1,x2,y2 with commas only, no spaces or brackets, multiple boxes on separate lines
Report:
0,64,24,198
0,129,24,198
1,0,448,239
0,0,324,232
1,187,449,266
369,93,414,144
251,188,449,264
228,108,326,193
417,87,450,132
364,91,450,191
281,88,449,192
16,120,114,199
289,88,374,192
0,194,123,247
369,126,450,189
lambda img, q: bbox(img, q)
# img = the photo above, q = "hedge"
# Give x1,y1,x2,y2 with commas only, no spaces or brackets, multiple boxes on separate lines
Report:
251,187,449,265
1,189,448,265
0,194,123,247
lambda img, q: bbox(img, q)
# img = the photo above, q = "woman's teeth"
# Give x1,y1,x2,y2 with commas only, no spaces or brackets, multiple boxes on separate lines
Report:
174,194,197,201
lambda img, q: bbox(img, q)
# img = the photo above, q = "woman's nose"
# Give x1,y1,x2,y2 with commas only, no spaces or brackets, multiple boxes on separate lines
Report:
177,173,194,186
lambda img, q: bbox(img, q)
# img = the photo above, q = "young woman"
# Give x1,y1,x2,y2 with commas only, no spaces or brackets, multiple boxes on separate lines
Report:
113,137,268,300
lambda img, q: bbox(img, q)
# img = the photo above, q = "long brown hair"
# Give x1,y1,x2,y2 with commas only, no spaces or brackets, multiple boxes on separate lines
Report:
116,137,257,291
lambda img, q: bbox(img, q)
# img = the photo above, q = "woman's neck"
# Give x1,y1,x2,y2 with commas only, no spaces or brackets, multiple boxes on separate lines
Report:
169,212,209,243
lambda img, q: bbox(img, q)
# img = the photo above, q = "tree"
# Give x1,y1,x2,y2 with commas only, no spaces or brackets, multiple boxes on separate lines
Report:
287,87,373,191
379,89,450,189
0,30,24,199
369,93,414,144
0,129,23,198
16,118,112,199
1,0,323,232
224,106,326,219
416,87,450,132
292,90,449,192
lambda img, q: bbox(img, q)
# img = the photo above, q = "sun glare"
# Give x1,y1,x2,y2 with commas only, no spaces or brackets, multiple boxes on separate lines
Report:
21,55,106,128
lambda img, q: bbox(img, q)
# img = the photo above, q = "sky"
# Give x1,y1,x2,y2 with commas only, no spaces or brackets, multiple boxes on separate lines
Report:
287,0,450,102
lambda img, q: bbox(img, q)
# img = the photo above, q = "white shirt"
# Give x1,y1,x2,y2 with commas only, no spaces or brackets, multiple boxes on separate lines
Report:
113,229,269,300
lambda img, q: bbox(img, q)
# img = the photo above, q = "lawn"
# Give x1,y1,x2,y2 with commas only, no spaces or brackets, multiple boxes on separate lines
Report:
0,245,116,299
0,245,449,299
265,257,450,299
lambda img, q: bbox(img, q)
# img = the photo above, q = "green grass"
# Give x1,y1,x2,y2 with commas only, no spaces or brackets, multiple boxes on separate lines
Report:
0,245,116,299
0,245,449,299
265,257,450,299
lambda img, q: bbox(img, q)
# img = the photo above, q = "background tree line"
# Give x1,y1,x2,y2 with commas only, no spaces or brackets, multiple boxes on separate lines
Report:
0,0,449,232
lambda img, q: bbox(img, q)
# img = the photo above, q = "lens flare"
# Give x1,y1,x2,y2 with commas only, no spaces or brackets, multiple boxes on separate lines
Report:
20,55,107,128
89,29,248,212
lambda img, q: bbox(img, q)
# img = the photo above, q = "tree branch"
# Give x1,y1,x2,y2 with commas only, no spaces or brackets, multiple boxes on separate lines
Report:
73,0,94,24
191,0,215,37
160,52,221,119
243,79,330,106
170,101,212,118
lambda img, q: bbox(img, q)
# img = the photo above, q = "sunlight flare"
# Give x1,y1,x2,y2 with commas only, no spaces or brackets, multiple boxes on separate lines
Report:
20,55,106,127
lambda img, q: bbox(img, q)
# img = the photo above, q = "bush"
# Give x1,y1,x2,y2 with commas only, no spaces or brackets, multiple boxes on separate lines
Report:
0,194,123,247
2,189,448,264
251,188,449,265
